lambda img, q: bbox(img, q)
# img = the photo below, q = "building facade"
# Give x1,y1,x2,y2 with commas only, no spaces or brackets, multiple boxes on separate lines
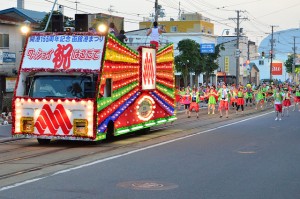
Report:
217,36,259,85
0,6,45,111
0,16,25,111
140,13,214,35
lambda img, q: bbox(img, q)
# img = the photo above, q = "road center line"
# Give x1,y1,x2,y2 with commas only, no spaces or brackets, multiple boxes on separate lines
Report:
0,111,273,192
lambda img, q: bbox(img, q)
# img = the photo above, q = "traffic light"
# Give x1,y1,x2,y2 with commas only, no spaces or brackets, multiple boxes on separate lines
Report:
269,50,273,59
261,51,265,59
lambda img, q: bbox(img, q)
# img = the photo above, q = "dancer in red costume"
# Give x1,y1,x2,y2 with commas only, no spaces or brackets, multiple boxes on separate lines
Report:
282,88,291,117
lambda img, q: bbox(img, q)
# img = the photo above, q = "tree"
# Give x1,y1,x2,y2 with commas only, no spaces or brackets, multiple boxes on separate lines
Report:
175,39,201,87
200,44,225,84
284,54,294,74
38,11,74,32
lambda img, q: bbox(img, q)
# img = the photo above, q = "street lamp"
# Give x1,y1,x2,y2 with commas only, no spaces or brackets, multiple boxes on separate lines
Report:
221,29,230,36
21,20,31,35
97,24,108,34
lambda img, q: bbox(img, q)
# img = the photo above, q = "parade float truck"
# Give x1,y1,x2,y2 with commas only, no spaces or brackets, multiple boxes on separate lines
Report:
12,32,176,144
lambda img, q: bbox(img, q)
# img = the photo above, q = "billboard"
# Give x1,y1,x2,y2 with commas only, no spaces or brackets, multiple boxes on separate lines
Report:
22,35,105,70
272,62,283,75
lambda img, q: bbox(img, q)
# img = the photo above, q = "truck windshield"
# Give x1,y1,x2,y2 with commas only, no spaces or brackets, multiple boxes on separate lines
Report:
28,75,93,98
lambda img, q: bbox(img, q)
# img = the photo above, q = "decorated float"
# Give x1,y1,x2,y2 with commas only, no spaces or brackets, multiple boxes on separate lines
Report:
12,32,176,144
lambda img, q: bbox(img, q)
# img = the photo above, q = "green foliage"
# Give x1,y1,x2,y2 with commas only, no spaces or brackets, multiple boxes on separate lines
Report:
175,39,201,87
175,39,201,72
284,54,294,73
38,11,74,32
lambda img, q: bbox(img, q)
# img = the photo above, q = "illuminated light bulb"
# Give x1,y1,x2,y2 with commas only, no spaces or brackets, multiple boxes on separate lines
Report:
43,99,46,103
21,98,24,102
16,98,20,102
87,111,93,116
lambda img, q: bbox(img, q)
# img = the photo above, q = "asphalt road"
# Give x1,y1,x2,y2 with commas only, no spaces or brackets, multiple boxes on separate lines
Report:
1,110,300,199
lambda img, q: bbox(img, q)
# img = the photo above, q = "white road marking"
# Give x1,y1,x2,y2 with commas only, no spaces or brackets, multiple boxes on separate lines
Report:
0,111,273,192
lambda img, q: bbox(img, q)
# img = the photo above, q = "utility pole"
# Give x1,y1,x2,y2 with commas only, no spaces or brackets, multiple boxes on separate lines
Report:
229,10,248,85
178,1,181,20
270,25,278,81
154,0,158,22
75,0,79,14
293,36,296,82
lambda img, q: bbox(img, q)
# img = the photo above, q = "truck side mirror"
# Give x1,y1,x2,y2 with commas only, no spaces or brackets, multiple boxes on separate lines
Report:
84,82,95,98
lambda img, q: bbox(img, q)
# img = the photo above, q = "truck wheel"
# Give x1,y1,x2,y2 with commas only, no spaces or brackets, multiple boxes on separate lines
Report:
106,121,115,141
37,138,51,145
141,127,150,134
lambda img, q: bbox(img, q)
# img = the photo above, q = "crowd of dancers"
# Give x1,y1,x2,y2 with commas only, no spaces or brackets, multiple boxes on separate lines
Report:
175,82,300,121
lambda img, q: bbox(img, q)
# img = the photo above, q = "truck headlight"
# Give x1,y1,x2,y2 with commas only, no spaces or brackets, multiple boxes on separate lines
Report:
20,117,34,133
73,119,88,136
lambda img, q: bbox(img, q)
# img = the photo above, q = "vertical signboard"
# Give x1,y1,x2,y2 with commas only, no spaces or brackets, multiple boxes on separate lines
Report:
5,77,17,92
142,48,156,90
224,56,229,73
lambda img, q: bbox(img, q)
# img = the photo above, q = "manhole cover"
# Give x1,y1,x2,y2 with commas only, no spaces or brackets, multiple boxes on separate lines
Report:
117,181,178,190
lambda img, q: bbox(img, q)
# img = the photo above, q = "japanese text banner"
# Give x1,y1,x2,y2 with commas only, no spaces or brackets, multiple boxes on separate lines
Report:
22,35,105,70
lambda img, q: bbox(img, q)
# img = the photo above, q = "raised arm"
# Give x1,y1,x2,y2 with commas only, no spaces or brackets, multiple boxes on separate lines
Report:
146,29,152,36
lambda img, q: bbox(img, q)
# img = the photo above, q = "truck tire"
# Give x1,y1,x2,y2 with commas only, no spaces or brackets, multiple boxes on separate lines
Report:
106,121,115,141
37,138,51,145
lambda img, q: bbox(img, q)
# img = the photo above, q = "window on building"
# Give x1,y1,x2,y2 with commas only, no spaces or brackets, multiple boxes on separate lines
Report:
170,26,178,32
259,60,264,65
0,34,9,48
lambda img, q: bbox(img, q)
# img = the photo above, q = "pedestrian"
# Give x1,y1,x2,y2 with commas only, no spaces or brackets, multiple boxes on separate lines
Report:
146,21,166,50
207,87,217,114
109,22,118,36
181,88,191,115
230,85,238,110
245,84,253,107
282,88,291,116
293,87,300,111
218,83,229,118
273,87,284,120
255,86,265,110
175,87,182,110
116,29,128,43
188,89,200,118
236,87,245,114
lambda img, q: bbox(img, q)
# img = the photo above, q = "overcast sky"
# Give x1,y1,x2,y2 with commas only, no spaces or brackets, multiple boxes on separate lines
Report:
2,0,300,45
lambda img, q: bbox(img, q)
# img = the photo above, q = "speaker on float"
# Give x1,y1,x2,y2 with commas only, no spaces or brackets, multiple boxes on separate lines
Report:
51,14,64,32
75,14,89,32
